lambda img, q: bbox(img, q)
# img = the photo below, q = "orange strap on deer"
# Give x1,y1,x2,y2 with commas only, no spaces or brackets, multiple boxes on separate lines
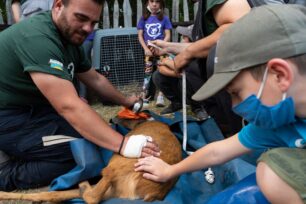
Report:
117,107,150,119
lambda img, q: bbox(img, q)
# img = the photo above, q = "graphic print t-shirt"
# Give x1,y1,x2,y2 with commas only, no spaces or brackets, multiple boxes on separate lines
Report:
137,15,172,43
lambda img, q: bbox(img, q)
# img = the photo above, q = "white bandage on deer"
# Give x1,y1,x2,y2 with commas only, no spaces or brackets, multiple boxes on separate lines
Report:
122,135,153,158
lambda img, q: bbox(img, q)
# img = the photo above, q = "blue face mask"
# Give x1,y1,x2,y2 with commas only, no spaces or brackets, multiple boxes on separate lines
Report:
232,68,296,129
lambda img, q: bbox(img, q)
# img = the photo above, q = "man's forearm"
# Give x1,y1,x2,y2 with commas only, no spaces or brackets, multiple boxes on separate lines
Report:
87,73,132,107
78,69,134,108
165,42,191,55
184,24,231,59
30,71,125,153
58,98,123,152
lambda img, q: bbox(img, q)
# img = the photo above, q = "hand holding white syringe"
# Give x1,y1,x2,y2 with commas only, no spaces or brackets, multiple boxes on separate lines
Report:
147,40,176,59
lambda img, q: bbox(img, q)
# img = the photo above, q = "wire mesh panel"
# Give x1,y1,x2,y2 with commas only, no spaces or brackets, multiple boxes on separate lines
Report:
93,28,145,93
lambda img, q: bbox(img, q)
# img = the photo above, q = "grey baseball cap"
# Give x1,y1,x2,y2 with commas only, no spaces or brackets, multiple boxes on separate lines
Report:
176,25,194,39
192,4,306,101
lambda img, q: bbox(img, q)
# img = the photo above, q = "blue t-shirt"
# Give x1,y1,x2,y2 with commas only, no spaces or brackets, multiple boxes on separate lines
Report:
137,15,172,42
238,119,306,150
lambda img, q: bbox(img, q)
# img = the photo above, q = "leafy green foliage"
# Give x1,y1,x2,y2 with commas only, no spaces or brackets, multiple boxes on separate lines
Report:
0,0,7,24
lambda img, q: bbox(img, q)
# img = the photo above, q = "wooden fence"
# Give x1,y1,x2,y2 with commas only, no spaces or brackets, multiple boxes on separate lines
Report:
102,0,199,41
1,0,198,41
0,0,14,25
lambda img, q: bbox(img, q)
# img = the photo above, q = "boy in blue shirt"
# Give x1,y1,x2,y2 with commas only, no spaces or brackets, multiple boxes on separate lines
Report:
135,5,306,204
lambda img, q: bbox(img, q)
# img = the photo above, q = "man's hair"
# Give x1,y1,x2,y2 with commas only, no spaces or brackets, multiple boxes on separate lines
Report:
62,0,104,6
248,54,306,81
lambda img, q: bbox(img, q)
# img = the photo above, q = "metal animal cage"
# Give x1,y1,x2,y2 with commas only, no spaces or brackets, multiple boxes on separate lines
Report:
92,28,145,93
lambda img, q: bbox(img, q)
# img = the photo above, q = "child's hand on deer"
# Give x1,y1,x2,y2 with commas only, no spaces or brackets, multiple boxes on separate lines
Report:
134,156,174,183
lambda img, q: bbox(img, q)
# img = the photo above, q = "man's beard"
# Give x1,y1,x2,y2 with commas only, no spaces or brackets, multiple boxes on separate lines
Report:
58,13,89,46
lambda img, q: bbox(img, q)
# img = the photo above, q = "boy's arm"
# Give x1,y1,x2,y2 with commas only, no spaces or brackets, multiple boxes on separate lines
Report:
173,134,250,176
135,134,251,182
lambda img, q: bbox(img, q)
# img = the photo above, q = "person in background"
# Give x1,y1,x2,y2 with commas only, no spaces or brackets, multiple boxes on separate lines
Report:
12,0,54,23
137,0,172,107
153,24,209,120
136,5,306,204
151,0,250,134
0,0,159,191
176,24,193,43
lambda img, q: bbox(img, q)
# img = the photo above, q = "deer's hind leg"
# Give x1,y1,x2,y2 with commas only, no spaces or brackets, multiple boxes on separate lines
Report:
79,176,113,204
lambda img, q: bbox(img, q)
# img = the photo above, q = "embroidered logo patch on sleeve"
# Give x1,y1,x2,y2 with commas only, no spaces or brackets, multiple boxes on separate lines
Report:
49,59,64,71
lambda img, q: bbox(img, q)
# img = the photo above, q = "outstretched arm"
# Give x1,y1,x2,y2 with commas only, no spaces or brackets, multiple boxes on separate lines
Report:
173,0,251,72
150,40,191,56
135,134,251,182
30,71,159,157
77,69,138,108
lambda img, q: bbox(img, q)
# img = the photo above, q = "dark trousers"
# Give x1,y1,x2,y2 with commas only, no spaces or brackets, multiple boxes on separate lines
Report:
152,61,242,136
0,106,82,191
152,60,205,111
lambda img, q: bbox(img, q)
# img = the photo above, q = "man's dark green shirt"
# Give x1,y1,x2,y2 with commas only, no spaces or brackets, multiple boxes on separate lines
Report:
205,0,228,35
0,12,91,108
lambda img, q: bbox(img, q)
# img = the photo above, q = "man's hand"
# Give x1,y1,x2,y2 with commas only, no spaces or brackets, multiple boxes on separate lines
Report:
124,95,140,109
140,140,160,158
172,51,192,73
134,156,173,182
156,49,192,73
148,40,169,56
121,135,160,158
158,58,181,78
149,40,190,56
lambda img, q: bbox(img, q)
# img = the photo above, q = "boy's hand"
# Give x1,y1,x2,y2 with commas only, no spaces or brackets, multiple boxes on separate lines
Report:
134,156,173,182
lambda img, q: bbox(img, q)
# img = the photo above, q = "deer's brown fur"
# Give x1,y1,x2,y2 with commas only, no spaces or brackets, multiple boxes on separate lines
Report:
0,120,182,204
